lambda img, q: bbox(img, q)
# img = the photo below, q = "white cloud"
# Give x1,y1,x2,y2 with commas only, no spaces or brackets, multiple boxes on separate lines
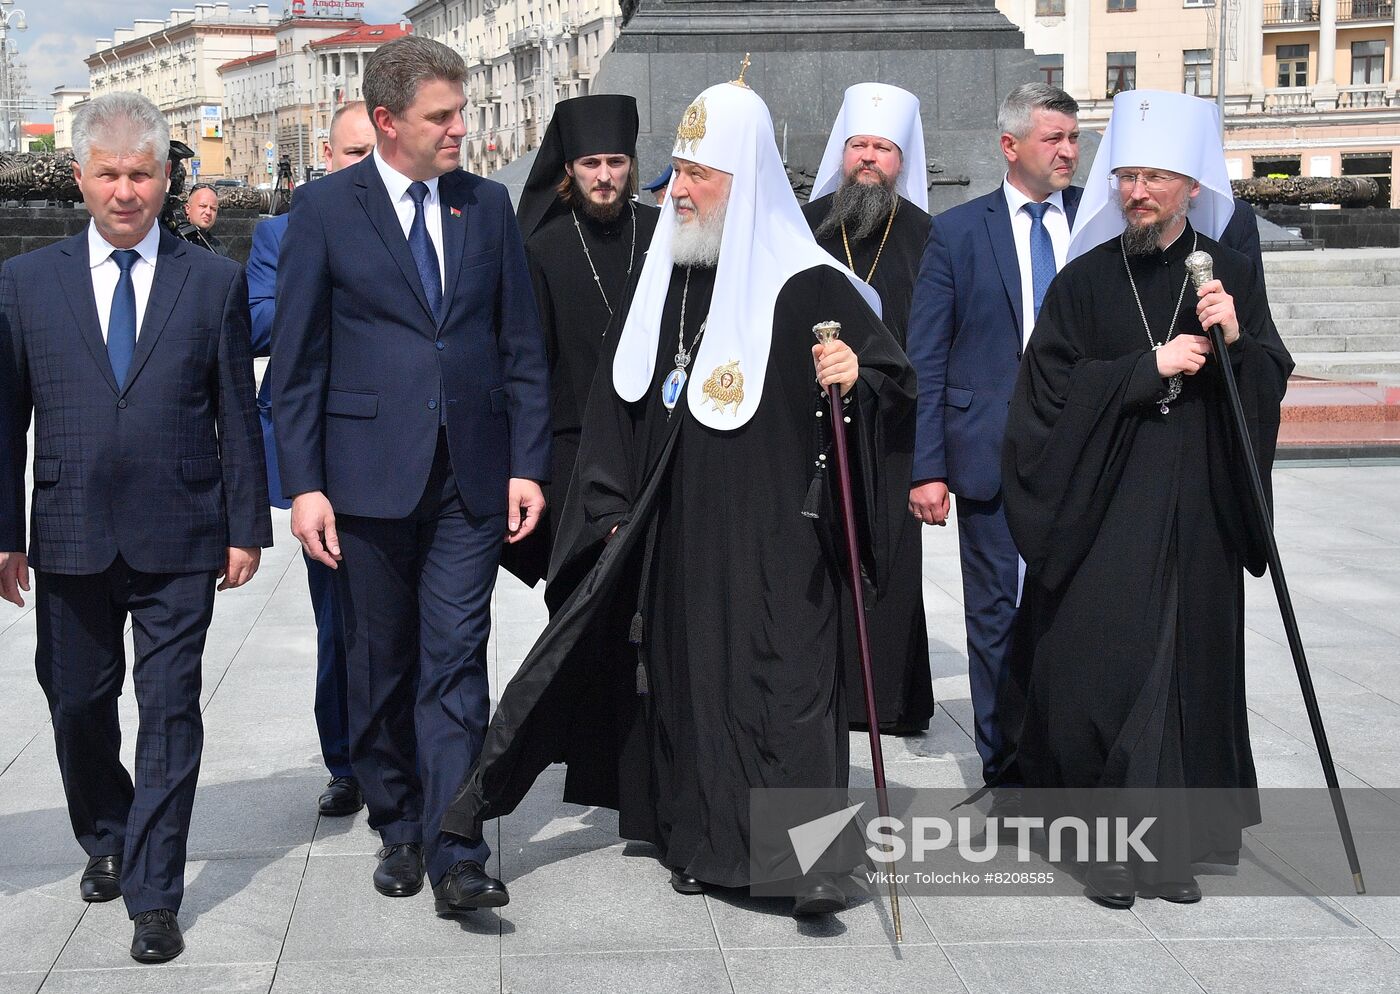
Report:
12,1,413,123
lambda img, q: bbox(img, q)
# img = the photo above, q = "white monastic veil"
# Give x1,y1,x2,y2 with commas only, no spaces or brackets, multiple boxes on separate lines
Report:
612,81,881,432
809,82,929,212
1068,89,1236,262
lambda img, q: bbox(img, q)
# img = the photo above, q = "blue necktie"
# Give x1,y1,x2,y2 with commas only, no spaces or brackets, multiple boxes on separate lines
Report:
107,249,140,388
407,181,443,322
1023,201,1056,321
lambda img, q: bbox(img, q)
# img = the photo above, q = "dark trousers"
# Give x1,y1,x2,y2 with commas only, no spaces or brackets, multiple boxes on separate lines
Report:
35,557,215,916
334,432,500,884
955,492,1027,786
305,554,353,780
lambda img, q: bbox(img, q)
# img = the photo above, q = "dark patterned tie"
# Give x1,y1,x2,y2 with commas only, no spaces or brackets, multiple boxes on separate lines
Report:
1022,201,1056,321
107,249,140,388
407,180,443,322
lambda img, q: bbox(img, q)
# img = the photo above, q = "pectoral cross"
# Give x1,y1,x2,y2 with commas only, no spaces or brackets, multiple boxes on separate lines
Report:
1140,100,1150,121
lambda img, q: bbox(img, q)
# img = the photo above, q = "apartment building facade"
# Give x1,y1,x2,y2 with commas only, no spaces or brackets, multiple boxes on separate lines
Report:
218,18,405,185
405,0,623,175
85,4,279,179
999,0,1400,205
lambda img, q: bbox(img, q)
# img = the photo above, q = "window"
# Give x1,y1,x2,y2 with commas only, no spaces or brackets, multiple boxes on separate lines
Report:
1107,0,1136,8
1351,40,1386,84
1341,152,1391,206
1107,52,1136,95
1184,49,1213,95
1276,44,1309,87
1038,54,1065,88
1036,0,1066,14
1252,155,1301,178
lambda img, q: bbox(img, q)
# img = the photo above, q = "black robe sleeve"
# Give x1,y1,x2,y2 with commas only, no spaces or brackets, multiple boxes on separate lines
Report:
776,267,917,597
1001,260,1164,593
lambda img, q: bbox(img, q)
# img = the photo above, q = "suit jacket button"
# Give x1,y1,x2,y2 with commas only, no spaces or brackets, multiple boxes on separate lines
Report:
436,340,446,350
427,399,438,410
117,398,128,409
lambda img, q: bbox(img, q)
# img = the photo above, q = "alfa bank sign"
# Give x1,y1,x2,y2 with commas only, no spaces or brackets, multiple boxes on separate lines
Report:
290,0,367,16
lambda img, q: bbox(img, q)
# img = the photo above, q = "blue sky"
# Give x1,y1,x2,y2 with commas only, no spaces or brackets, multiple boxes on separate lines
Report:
16,1,406,122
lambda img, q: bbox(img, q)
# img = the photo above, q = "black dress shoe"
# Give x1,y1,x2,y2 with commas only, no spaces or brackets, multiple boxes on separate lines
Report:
317,776,364,817
373,842,424,897
80,854,122,903
1085,862,1135,909
432,859,509,914
130,909,184,964
792,877,847,916
670,869,704,895
1144,878,1202,904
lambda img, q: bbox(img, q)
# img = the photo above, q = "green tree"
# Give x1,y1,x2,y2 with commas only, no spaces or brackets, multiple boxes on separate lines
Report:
30,133,55,153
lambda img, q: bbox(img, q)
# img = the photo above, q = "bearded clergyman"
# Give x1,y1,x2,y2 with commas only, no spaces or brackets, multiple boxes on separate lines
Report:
805,82,935,735
511,95,661,585
1002,90,1293,908
444,74,916,917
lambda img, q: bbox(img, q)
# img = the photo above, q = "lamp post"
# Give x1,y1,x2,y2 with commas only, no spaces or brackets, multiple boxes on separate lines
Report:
0,0,29,154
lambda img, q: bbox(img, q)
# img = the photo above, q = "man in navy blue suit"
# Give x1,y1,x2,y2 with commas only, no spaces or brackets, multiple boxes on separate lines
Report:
247,100,375,820
0,92,272,963
907,83,1083,791
271,37,550,914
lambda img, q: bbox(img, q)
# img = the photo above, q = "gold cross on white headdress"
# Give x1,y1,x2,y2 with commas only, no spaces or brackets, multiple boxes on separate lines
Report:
1140,100,1150,121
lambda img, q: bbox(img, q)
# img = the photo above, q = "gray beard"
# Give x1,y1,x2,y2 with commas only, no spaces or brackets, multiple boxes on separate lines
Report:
671,202,727,268
815,174,898,242
1120,201,1189,256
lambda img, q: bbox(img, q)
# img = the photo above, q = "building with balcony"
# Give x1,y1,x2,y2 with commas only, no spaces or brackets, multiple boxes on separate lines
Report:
218,18,406,185
85,4,279,180
405,0,623,175
50,85,90,152
998,0,1399,205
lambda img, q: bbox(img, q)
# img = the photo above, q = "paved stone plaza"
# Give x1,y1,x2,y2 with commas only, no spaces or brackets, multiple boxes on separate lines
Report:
1,463,1398,993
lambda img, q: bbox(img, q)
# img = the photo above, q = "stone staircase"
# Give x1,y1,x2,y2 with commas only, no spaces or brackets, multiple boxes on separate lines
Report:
1264,250,1400,378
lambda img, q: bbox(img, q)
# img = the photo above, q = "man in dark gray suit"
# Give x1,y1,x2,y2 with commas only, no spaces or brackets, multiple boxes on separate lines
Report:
0,93,271,963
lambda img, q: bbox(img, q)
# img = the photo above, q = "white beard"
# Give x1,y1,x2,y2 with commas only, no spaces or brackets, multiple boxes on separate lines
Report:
671,199,727,268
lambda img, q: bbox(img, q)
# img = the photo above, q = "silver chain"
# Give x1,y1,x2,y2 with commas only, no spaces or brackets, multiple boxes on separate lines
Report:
571,202,637,319
1121,231,1196,413
674,266,706,370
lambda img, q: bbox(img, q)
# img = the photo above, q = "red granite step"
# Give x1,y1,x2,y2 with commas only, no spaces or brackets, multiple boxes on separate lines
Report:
1278,374,1400,449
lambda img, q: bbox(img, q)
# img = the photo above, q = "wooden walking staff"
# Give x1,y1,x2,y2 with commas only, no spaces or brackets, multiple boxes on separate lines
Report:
813,320,903,941
1185,251,1365,895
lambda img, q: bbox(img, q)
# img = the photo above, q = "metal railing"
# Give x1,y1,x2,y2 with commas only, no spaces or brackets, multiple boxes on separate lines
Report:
1262,1,1319,24
1339,0,1395,19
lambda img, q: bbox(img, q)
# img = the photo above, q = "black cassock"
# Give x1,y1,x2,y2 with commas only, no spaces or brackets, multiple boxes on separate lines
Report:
804,192,935,733
1001,224,1293,880
505,202,662,585
444,263,915,887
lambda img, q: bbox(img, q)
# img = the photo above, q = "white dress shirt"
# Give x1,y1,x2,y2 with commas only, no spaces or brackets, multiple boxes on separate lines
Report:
373,149,446,294
1002,176,1071,347
89,220,161,342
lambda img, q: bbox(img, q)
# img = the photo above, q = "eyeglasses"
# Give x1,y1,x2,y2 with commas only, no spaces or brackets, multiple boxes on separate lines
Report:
1113,170,1181,194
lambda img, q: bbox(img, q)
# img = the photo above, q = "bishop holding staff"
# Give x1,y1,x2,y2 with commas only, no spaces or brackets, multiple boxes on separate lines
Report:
1002,91,1293,907
805,82,935,735
445,74,916,916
